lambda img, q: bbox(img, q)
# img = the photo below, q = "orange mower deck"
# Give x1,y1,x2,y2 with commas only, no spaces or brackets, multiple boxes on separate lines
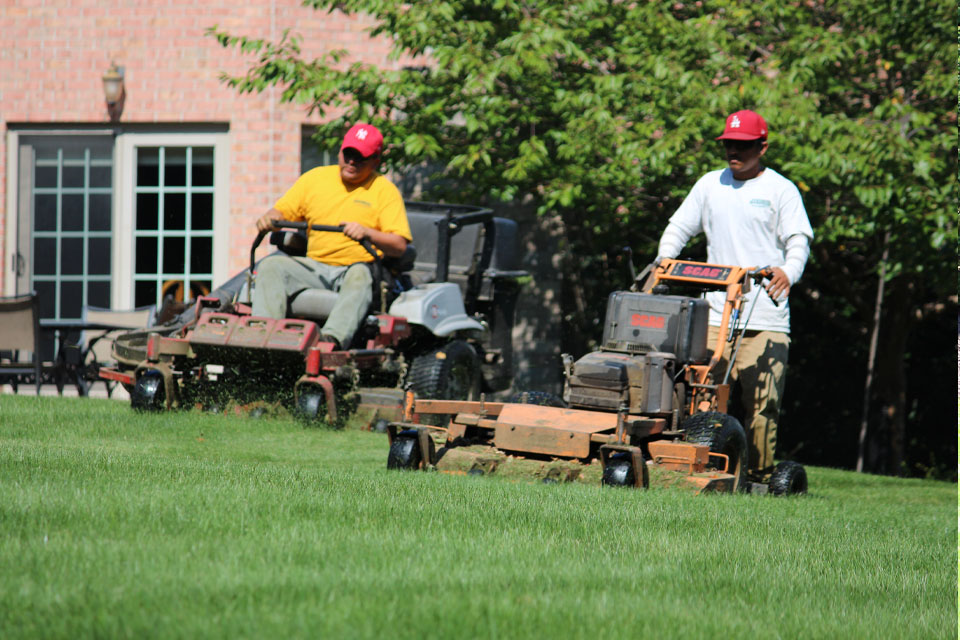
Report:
387,397,738,494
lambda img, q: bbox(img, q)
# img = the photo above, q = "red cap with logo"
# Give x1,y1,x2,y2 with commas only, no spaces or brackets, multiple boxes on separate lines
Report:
341,123,383,157
716,110,768,141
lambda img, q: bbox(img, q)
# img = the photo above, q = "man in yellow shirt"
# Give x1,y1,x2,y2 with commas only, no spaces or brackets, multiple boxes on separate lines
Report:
253,123,412,349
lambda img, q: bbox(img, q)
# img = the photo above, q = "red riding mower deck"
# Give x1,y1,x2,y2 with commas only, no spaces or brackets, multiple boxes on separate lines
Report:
385,259,808,496
99,202,528,423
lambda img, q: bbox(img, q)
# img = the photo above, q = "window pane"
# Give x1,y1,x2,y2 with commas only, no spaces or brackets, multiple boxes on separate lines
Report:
135,280,157,309
62,164,84,188
35,194,57,231
190,236,212,273
136,237,158,274
60,144,87,163
89,193,111,231
192,147,214,186
34,144,57,161
164,192,186,230
137,193,158,230
35,165,58,188
61,281,83,319
34,238,57,275
164,147,187,186
62,194,84,231
191,193,213,230
62,237,84,275
89,237,111,275
163,237,185,274
137,147,160,186
35,280,56,319
89,143,111,162
88,280,110,308
90,165,111,188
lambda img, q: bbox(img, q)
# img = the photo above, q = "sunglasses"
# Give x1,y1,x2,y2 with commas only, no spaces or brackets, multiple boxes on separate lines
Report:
342,148,378,164
721,139,763,151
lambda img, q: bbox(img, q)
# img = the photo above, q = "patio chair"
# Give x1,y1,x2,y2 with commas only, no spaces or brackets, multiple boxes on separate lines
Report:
0,292,43,394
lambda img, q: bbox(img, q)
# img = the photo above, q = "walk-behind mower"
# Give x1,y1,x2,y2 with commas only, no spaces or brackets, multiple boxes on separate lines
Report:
384,258,808,496
98,202,527,424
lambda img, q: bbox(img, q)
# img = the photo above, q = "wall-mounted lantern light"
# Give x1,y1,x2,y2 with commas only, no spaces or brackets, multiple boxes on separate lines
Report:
102,62,125,121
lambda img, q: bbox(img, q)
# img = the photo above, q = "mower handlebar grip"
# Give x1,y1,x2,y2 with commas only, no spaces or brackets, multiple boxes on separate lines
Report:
250,221,380,274
748,265,781,307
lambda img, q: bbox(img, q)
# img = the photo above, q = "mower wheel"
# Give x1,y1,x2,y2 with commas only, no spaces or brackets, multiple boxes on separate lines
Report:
131,369,166,412
683,412,748,492
507,390,567,407
601,453,636,487
296,389,327,425
387,430,434,470
408,340,481,426
768,461,808,496
408,340,481,401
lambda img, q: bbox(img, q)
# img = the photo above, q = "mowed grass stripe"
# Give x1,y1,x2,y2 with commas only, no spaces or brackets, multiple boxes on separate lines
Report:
0,395,954,639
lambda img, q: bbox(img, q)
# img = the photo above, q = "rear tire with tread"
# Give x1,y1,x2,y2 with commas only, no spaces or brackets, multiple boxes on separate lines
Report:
408,340,481,400
683,412,749,492
407,340,481,426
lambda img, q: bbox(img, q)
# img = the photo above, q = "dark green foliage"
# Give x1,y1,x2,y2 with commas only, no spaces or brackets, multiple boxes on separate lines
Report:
208,0,956,476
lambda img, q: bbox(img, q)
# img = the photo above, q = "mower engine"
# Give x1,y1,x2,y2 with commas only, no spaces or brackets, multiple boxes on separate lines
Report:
563,291,709,417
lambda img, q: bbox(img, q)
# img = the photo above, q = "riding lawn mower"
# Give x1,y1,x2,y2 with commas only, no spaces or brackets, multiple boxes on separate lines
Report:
98,202,527,425
384,258,808,496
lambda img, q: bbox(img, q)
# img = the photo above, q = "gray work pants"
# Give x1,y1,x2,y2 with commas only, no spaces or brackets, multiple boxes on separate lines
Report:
251,254,373,345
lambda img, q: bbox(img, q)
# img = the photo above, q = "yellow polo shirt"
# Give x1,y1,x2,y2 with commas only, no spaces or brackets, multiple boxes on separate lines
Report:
273,165,411,266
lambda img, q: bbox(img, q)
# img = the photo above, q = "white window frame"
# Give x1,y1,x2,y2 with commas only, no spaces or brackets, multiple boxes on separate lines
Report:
4,130,23,295
114,132,230,309
6,129,119,299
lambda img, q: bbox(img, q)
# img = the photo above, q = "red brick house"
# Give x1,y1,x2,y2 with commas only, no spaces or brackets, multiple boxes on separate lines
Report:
2,0,407,320
1,1,562,392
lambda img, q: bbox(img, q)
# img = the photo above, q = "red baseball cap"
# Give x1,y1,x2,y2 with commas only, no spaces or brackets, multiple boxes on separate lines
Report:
341,123,383,157
716,110,768,140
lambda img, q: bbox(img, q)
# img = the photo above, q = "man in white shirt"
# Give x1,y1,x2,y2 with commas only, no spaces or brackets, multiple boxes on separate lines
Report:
657,109,814,480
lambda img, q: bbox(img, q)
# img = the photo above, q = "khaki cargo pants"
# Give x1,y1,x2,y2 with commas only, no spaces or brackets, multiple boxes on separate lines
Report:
251,254,373,346
707,325,790,475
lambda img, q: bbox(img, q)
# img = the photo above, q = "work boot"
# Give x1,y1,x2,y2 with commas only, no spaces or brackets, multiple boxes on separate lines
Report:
747,467,774,484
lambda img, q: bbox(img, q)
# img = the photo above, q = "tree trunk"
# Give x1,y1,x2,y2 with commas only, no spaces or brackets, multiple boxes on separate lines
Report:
862,275,913,475
856,233,887,472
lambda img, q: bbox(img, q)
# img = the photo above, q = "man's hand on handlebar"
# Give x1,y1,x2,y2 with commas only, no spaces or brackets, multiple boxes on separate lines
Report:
340,221,370,242
765,266,791,300
256,212,280,233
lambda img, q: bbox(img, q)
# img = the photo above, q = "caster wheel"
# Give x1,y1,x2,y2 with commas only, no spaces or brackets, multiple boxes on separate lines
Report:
602,453,636,487
296,389,326,424
769,461,808,496
387,430,433,470
131,369,166,412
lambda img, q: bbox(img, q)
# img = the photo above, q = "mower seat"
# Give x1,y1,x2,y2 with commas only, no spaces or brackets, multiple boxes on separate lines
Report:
284,244,418,322
288,289,339,320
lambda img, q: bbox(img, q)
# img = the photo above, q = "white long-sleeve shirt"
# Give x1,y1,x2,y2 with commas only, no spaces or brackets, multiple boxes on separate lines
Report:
658,167,813,333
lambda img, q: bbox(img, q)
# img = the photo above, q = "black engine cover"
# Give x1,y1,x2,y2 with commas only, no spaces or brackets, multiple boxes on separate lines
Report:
601,292,709,363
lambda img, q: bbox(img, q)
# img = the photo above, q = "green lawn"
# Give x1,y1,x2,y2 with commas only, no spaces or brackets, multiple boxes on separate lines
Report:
1,395,955,639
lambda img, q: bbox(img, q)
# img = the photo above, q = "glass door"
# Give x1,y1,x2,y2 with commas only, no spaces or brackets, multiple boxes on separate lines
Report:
132,145,215,309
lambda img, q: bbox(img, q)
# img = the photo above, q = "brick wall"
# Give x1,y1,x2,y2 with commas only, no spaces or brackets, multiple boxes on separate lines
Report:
1,0,407,286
